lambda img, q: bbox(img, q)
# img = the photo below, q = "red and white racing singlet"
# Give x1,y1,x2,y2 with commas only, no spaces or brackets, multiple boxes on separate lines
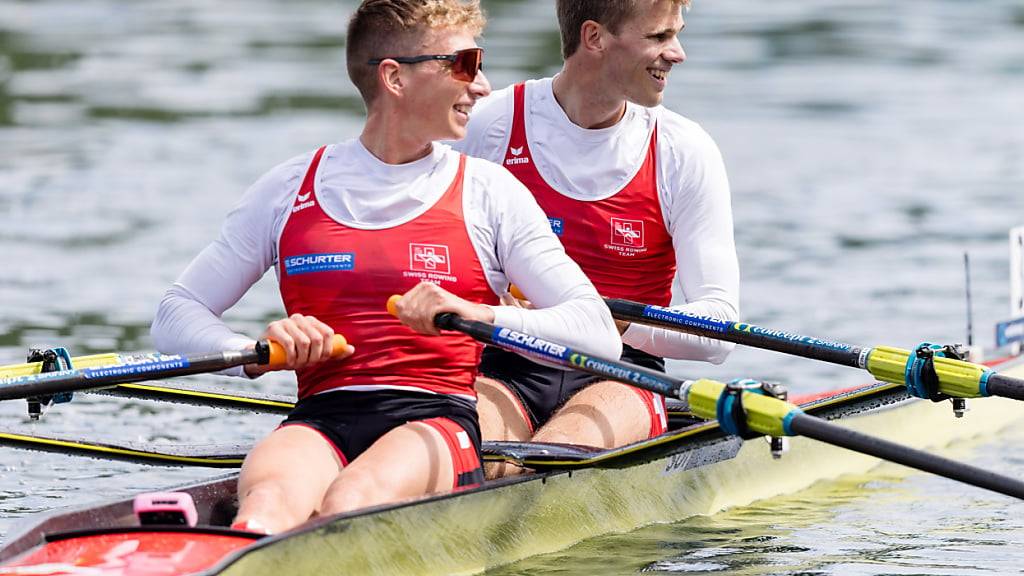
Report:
502,83,676,305
278,147,498,399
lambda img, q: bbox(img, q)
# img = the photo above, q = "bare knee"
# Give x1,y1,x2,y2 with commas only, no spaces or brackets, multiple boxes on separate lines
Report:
319,468,380,516
534,381,651,449
237,482,305,532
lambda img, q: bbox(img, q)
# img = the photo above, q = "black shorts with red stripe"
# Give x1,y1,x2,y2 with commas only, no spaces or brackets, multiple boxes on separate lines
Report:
280,389,484,489
479,345,668,436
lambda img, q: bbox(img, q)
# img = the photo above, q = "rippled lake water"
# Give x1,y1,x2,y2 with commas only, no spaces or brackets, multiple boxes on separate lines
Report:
2,0,1024,573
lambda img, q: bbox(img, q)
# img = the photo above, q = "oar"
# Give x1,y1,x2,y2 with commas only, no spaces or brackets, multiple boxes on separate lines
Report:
0,428,247,467
602,297,1024,404
2,354,297,413
95,382,294,414
0,336,349,402
387,295,1024,500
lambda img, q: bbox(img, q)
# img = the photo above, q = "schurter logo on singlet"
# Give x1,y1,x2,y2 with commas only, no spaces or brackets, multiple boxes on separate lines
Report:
292,190,315,213
284,253,355,275
548,217,564,236
606,217,647,256
404,243,458,284
505,146,530,166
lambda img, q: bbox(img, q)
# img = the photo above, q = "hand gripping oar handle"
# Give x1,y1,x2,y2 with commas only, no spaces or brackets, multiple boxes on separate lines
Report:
604,297,1024,402
0,336,349,402
392,294,1024,500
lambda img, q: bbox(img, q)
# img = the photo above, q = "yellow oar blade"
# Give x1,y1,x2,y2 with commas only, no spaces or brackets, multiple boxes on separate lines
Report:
0,353,122,379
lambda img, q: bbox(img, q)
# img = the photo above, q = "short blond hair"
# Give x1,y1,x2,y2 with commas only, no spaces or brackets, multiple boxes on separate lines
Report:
557,0,689,59
347,0,486,104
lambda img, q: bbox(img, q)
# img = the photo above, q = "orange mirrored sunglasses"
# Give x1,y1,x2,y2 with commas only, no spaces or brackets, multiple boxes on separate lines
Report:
368,47,484,82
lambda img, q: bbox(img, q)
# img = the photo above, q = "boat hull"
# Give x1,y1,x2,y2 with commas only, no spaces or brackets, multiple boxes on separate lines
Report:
3,357,1023,575
214,374,1024,575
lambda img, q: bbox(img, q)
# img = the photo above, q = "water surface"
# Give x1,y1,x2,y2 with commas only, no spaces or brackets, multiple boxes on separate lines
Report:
2,0,1024,572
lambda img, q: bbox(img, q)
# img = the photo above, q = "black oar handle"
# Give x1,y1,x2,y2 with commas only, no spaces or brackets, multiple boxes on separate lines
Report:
984,373,1024,401
605,298,867,369
788,412,1024,499
432,312,687,399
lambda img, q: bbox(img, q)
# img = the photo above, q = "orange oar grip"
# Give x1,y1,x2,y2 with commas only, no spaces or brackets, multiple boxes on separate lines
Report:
509,284,526,300
386,294,402,317
267,334,349,368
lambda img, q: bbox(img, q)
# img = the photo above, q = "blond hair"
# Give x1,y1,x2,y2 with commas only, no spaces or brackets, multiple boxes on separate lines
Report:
557,0,689,59
347,0,486,104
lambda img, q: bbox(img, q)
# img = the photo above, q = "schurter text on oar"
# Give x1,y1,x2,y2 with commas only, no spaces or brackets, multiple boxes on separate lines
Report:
494,328,568,360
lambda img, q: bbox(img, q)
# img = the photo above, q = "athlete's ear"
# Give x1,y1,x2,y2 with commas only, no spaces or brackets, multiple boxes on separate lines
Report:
377,59,405,97
579,20,606,55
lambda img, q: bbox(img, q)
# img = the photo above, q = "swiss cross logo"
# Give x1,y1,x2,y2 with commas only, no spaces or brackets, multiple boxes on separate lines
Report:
410,243,451,274
610,218,645,248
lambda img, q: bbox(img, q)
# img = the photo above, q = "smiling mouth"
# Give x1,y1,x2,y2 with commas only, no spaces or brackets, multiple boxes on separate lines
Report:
453,103,472,116
648,69,668,82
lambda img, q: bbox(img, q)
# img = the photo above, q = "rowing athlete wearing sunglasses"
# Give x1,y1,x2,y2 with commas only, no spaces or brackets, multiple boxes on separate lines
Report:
452,0,739,476
368,46,484,83
151,0,619,534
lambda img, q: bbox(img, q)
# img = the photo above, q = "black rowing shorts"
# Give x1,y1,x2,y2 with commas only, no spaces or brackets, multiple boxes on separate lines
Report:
478,345,667,433
281,389,484,489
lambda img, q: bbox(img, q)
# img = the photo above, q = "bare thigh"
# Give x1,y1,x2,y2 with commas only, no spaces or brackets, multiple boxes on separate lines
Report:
476,376,532,479
475,376,532,442
237,425,342,530
319,420,458,516
533,380,651,448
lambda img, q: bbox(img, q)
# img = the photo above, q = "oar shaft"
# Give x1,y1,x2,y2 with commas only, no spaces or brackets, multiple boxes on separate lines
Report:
0,335,349,402
605,298,867,369
434,313,686,398
0,350,258,401
788,413,1024,499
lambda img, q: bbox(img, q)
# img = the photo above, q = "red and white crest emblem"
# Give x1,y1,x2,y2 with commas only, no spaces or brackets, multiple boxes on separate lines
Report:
410,243,451,274
610,218,645,248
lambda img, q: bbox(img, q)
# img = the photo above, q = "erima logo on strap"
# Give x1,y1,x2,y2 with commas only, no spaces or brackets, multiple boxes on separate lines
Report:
505,145,529,166
293,190,315,213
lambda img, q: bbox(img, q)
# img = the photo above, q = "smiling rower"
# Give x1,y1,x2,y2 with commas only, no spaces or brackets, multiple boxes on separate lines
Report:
151,0,619,534
453,0,739,473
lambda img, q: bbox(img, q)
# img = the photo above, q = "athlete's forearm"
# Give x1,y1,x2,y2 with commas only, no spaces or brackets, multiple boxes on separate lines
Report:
491,291,622,360
621,296,737,362
151,284,255,377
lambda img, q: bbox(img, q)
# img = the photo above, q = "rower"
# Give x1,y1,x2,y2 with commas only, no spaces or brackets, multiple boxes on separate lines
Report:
453,0,739,469
150,0,619,534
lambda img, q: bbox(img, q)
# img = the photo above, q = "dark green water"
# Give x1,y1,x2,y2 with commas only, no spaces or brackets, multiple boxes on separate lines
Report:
2,0,1024,573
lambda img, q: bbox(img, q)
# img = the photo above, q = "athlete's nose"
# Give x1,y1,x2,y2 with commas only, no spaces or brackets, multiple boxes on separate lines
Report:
470,69,491,99
665,36,686,65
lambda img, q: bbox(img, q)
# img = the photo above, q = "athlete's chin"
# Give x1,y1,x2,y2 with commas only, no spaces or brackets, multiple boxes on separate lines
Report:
632,90,665,108
444,123,468,142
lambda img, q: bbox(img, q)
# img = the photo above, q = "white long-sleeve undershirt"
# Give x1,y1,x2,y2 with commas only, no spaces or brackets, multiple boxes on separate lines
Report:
452,77,739,363
151,139,622,377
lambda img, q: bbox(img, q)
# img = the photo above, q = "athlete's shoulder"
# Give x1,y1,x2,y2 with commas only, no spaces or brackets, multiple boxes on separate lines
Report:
249,147,321,197
457,78,550,160
460,151,533,202
652,106,720,153
462,151,521,184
